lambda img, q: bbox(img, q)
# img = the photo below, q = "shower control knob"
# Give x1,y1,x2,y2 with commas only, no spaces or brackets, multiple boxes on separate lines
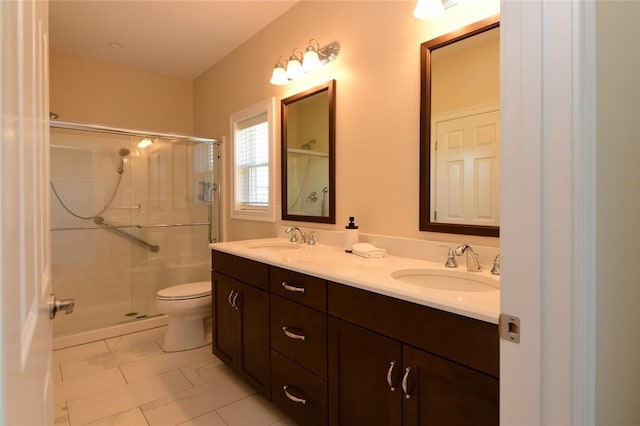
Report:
49,294,75,319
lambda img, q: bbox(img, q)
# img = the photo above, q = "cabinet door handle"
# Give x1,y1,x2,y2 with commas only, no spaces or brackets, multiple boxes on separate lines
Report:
386,361,397,391
402,366,412,399
231,292,239,310
227,289,235,307
283,385,307,405
281,282,305,293
282,326,306,341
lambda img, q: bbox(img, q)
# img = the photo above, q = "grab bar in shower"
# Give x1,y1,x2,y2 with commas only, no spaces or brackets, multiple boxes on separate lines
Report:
51,222,210,232
94,217,160,253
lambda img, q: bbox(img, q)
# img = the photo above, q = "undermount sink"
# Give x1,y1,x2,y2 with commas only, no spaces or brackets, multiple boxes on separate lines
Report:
391,268,499,292
246,242,301,251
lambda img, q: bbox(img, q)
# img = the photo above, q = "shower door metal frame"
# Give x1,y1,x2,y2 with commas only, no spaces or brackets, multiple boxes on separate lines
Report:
50,120,222,243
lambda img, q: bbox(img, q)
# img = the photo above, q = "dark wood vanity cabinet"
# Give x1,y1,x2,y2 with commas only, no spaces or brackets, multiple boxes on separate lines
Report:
211,250,498,425
268,267,328,426
328,282,499,426
211,251,270,397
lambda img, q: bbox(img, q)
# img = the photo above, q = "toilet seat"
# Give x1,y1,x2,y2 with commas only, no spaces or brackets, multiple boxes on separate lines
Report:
156,281,211,301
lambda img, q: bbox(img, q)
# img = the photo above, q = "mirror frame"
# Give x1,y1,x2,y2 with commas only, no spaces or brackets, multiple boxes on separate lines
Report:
281,80,336,224
419,16,500,237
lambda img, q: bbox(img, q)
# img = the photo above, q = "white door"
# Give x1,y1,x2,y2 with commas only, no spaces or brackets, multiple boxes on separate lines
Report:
501,1,596,424
0,1,53,425
433,107,500,226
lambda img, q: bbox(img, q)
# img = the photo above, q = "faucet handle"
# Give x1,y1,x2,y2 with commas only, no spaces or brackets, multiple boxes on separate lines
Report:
440,245,457,268
305,231,317,245
491,254,501,275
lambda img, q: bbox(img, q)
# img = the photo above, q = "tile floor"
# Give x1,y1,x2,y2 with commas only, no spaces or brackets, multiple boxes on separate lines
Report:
53,326,297,426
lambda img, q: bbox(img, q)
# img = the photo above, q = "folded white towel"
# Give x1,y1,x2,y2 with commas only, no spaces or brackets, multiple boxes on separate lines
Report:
351,242,388,258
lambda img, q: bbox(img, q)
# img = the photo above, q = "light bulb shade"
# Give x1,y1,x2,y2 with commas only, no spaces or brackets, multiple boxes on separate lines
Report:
302,49,321,72
270,63,288,85
286,57,304,80
413,0,444,20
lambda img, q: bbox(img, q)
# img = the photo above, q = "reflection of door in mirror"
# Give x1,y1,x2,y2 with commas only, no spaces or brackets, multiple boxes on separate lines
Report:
281,80,336,224
419,17,500,237
431,104,500,226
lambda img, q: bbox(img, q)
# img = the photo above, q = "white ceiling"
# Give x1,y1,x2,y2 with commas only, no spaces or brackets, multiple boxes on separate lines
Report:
49,0,299,79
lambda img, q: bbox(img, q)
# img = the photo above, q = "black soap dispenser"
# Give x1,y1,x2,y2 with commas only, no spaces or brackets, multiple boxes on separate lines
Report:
344,216,359,252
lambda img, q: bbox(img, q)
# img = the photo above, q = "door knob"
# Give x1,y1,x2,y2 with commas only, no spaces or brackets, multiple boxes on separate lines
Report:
49,294,75,319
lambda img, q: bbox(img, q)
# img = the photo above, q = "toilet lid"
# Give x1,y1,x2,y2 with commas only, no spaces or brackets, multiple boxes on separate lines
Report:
157,281,211,300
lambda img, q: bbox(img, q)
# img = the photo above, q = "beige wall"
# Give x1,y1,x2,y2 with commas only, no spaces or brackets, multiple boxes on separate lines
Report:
596,1,640,424
194,0,500,243
50,51,194,134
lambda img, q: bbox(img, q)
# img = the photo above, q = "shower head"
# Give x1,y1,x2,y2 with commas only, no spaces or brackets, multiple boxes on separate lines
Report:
117,148,130,174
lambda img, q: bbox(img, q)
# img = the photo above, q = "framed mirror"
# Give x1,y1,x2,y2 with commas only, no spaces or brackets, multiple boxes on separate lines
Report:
419,16,500,237
281,80,336,223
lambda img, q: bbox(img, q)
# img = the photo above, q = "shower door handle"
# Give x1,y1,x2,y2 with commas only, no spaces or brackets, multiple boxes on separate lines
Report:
49,294,75,319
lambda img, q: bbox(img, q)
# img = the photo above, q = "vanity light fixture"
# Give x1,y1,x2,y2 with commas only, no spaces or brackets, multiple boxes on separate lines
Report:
270,57,289,85
302,39,322,72
286,48,304,80
270,39,340,85
413,0,457,20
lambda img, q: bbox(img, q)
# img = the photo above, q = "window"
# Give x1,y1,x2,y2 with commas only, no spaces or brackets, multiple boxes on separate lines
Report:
230,98,275,221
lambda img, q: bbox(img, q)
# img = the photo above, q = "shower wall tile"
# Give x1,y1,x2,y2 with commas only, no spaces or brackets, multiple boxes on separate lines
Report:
66,369,192,425
60,340,162,380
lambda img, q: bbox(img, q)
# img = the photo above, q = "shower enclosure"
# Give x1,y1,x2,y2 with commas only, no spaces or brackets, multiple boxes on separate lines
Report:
49,121,220,346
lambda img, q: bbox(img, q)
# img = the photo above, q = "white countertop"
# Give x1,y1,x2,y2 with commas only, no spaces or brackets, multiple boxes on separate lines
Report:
209,238,500,324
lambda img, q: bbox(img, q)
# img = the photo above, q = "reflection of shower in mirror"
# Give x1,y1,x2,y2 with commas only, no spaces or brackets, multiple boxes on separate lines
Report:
301,138,316,150
321,187,329,216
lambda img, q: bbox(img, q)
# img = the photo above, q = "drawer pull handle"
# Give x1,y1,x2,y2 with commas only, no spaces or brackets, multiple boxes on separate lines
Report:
283,385,307,405
282,327,306,341
227,290,234,307
282,282,305,293
402,367,412,399
386,361,396,391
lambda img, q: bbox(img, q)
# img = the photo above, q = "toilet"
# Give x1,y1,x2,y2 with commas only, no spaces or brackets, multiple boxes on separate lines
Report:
155,281,212,352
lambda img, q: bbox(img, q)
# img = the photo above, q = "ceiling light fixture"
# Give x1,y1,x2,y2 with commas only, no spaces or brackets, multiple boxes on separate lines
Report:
137,137,154,149
270,39,340,85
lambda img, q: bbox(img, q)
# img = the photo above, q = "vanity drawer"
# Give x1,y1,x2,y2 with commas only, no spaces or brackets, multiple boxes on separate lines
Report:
212,250,269,290
270,266,327,312
271,350,327,426
271,294,327,379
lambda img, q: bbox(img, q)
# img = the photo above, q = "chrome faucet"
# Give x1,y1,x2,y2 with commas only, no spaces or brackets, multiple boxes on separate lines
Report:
285,226,305,244
454,244,481,272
